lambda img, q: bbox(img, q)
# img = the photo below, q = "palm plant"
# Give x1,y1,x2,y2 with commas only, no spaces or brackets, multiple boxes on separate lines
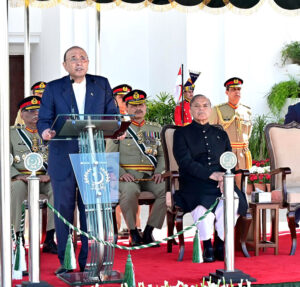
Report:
145,92,176,126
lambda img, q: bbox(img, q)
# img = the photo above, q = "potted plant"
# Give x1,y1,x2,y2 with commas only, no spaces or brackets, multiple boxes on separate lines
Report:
266,78,300,116
249,114,271,161
281,41,300,65
248,159,271,192
145,92,176,126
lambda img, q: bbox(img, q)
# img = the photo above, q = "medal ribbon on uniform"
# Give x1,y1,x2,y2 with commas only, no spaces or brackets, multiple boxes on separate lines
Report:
127,126,158,168
16,129,48,171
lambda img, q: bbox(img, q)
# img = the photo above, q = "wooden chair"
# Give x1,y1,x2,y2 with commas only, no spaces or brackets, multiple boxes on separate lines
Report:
161,124,252,261
265,121,300,255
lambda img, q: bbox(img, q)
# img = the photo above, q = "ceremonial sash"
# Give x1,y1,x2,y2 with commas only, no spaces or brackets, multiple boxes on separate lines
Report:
16,129,48,171
127,126,157,168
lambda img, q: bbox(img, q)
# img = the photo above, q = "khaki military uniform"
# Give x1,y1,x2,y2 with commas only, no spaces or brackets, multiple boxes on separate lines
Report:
209,103,252,171
10,127,55,232
106,121,166,230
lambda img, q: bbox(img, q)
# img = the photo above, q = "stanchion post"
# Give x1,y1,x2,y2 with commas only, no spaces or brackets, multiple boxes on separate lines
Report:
28,175,41,283
223,173,235,272
205,151,256,283
21,153,53,287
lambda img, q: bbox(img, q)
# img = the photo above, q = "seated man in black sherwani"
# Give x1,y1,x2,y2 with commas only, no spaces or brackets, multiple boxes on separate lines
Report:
173,94,248,263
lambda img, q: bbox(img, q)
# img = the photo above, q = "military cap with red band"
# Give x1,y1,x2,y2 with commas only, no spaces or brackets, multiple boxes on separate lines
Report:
31,81,47,94
123,89,147,105
113,84,132,97
18,96,41,111
224,77,243,88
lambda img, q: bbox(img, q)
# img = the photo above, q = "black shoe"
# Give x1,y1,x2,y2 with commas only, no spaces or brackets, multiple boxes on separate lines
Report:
79,264,86,272
203,247,215,263
22,271,29,277
129,228,143,246
42,240,58,254
142,225,160,247
214,236,224,261
55,265,73,275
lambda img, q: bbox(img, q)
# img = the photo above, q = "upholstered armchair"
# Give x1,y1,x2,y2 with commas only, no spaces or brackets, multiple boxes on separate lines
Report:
161,124,251,261
265,122,300,255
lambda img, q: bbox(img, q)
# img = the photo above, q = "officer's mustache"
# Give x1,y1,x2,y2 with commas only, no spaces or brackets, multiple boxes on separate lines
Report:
135,110,143,114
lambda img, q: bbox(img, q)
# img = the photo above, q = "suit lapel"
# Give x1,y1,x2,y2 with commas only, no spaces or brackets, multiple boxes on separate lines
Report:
84,75,95,114
61,76,79,114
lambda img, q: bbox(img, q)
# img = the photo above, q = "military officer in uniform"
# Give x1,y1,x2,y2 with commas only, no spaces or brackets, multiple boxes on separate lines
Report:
174,71,200,126
209,77,252,188
11,96,57,253
14,81,47,126
106,89,166,246
112,84,132,115
173,94,248,262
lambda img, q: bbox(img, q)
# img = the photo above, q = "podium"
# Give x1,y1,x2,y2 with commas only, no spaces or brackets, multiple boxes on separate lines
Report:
51,114,131,286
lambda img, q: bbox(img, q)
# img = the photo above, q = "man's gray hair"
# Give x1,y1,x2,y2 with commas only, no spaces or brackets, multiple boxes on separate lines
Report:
63,46,87,62
190,94,211,107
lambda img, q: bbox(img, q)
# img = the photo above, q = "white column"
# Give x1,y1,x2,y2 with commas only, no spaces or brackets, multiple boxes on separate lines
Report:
0,0,12,285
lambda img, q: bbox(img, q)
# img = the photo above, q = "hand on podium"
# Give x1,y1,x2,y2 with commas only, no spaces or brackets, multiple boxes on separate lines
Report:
42,128,56,141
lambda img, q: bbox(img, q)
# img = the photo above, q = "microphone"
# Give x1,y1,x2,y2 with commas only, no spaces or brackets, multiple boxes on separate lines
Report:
70,78,76,121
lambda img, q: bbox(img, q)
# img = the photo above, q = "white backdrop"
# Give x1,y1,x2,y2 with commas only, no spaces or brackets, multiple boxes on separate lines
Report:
8,2,300,116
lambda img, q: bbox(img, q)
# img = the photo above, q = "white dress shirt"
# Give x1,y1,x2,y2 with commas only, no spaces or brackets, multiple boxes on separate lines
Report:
72,78,86,115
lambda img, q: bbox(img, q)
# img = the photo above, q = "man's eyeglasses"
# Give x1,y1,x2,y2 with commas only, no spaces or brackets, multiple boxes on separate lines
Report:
66,56,89,64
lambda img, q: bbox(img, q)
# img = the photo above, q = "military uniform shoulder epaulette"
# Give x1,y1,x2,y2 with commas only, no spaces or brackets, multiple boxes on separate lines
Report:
10,126,22,130
214,103,227,109
145,121,161,128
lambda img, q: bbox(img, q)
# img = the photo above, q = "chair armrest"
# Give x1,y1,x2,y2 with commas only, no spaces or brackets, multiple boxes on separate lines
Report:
162,171,179,179
270,167,291,176
269,167,291,205
235,169,250,177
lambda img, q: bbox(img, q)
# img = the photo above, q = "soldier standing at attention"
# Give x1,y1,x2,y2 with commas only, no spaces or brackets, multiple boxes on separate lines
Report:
174,71,200,126
209,77,252,188
106,89,166,246
11,96,57,253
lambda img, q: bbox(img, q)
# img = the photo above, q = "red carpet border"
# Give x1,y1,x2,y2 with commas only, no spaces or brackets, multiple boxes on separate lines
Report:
13,232,300,287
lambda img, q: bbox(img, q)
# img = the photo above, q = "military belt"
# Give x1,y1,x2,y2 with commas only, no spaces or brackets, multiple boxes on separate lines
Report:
19,170,46,175
120,164,154,172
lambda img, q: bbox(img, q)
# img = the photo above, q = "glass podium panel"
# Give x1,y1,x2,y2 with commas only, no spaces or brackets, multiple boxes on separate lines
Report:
70,152,119,204
55,115,127,285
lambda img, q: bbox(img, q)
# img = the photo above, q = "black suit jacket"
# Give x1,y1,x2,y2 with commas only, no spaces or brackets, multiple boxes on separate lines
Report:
173,121,247,215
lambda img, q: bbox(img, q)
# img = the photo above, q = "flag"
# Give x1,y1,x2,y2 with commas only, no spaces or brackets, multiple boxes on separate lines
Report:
173,67,182,104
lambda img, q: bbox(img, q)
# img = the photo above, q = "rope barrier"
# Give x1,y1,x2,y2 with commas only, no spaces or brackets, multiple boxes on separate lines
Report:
46,198,220,251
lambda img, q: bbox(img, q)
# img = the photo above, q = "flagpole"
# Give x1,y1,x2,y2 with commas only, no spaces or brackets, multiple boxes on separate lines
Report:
181,64,184,126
